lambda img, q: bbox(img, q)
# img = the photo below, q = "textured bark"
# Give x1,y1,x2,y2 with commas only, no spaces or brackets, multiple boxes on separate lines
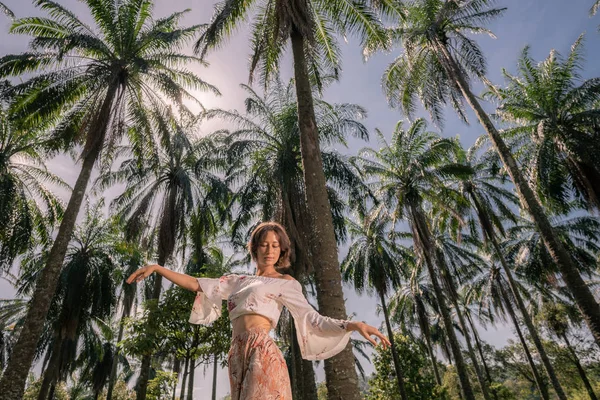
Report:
290,27,360,400
379,291,408,400
562,334,598,400
498,281,550,400
435,39,600,347
411,206,476,400
0,84,118,400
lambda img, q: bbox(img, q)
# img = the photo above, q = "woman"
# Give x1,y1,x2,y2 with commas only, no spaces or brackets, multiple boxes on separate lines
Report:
127,222,390,399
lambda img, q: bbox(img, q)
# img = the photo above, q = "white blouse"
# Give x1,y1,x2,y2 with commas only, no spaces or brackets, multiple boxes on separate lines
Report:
189,274,352,360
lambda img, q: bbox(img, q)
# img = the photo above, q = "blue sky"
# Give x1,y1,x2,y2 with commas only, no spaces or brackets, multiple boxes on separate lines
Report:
1,0,599,398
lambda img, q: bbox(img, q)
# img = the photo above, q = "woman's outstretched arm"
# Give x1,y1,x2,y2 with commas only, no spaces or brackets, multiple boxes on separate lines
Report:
126,264,200,292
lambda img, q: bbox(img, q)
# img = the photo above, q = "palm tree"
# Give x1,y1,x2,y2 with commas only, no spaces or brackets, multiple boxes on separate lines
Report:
457,145,567,399
105,241,143,400
469,260,551,400
0,106,66,271
209,78,370,399
208,78,369,280
380,0,600,345
33,200,117,400
538,301,599,400
341,206,408,400
0,2,218,396
389,259,443,385
196,2,387,396
99,111,228,399
434,232,496,400
490,37,600,214
352,118,478,400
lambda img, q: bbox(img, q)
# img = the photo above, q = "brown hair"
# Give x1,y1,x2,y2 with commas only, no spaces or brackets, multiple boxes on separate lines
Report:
248,222,291,269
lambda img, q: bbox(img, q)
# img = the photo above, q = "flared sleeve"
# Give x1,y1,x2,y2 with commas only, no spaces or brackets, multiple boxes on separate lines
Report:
278,280,352,360
189,274,239,325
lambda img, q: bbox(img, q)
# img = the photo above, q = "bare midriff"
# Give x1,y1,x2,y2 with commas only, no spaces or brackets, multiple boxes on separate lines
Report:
231,314,273,337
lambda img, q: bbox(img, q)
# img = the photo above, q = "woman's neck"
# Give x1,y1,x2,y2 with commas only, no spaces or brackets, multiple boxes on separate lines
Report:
255,265,279,277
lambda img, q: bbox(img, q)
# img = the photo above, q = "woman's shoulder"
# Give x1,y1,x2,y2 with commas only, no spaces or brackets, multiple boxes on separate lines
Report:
279,274,296,281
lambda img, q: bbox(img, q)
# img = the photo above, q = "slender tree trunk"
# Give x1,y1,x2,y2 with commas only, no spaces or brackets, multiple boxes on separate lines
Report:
0,84,119,400
186,359,196,400
107,308,129,400
290,27,360,400
465,312,498,400
172,358,181,400
416,300,442,385
137,187,177,400
435,39,600,347
290,316,318,400
47,383,56,400
180,356,190,400
562,334,598,400
485,225,566,399
301,358,318,400
212,353,218,400
379,291,409,400
498,280,550,400
435,249,492,400
37,338,62,400
411,206,476,400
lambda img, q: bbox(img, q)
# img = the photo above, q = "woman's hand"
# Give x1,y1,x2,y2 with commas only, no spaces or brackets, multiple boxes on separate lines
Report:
347,321,391,349
126,264,157,284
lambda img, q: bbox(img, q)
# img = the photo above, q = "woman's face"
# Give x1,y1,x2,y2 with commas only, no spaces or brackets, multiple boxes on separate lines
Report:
256,230,281,269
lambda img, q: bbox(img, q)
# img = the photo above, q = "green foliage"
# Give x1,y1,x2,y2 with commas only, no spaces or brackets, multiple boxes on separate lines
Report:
121,285,231,364
22,374,69,400
0,105,66,271
100,380,135,400
147,371,177,400
366,333,444,400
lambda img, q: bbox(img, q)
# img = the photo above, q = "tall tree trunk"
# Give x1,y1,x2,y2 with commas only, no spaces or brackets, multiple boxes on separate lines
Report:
497,279,550,400
0,84,119,400
411,206,476,400
435,39,600,347
379,290,408,400
416,299,442,385
211,353,218,400
483,219,567,399
137,187,178,399
562,333,598,400
180,356,190,400
172,358,181,400
464,312,498,400
186,359,196,400
435,249,493,400
37,338,62,400
290,27,360,400
107,306,130,400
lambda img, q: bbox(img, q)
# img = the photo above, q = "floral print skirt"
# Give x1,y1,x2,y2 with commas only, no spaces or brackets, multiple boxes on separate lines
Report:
228,327,292,400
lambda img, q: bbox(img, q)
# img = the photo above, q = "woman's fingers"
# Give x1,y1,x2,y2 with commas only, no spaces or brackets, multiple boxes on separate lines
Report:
361,325,391,349
126,267,149,284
